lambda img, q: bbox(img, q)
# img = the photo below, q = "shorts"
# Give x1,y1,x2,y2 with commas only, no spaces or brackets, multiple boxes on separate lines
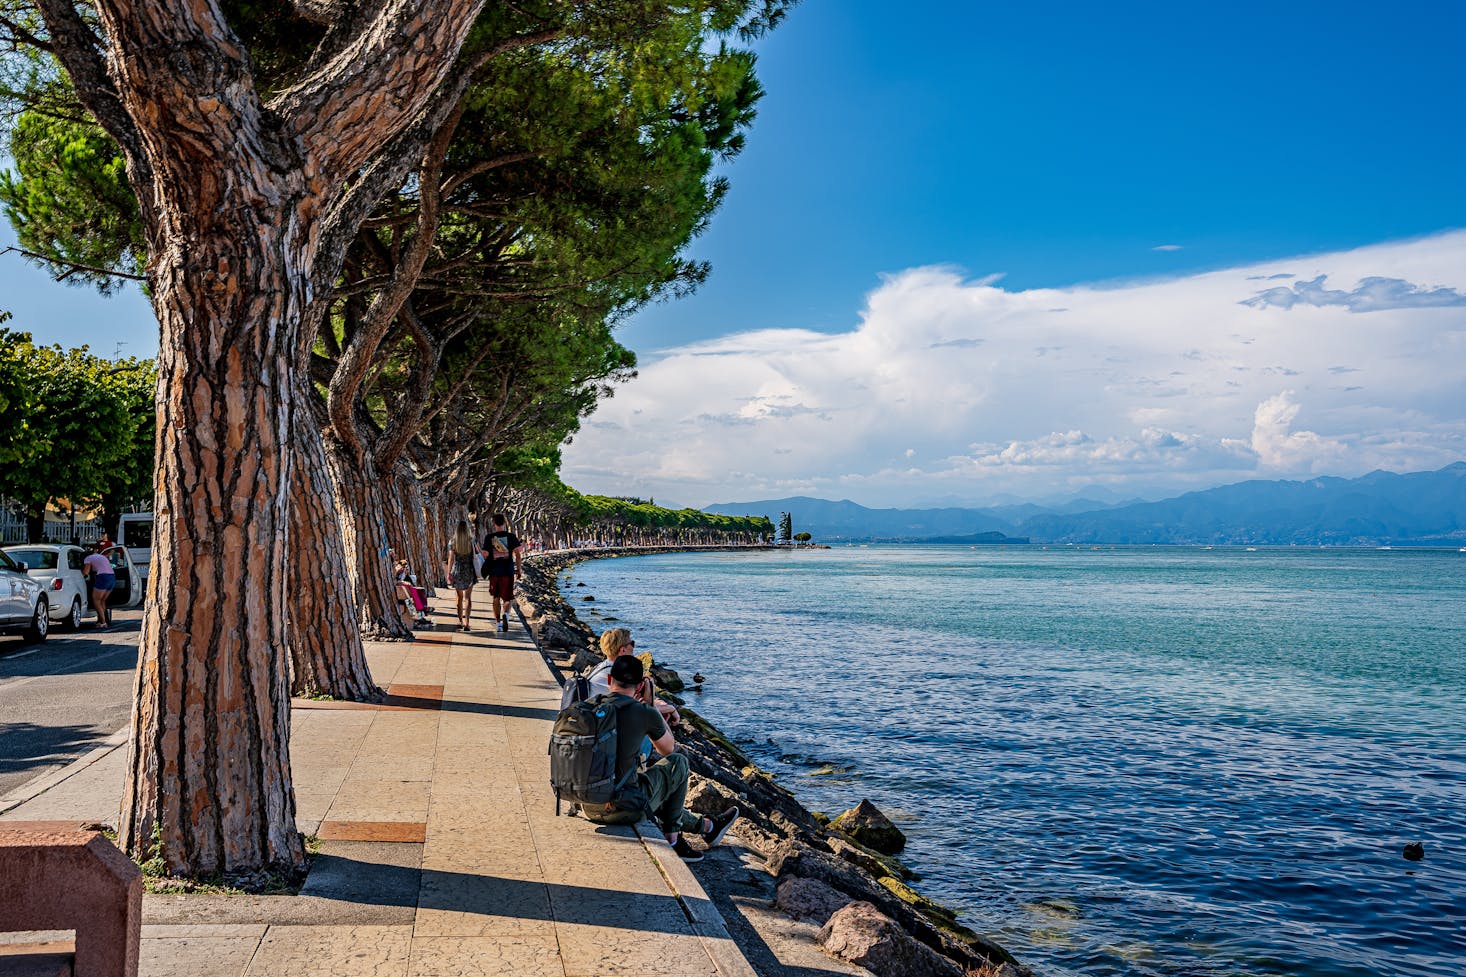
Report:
92,573,116,593
488,574,514,601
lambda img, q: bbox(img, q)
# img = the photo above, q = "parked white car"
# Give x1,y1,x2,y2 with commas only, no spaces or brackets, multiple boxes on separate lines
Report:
0,543,143,632
2,543,89,630
0,547,48,643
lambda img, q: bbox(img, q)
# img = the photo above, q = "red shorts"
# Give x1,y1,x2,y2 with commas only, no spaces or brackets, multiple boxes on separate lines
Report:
488,575,515,600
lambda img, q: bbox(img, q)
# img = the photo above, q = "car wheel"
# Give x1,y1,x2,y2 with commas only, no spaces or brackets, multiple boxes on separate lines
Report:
23,596,49,643
65,596,83,631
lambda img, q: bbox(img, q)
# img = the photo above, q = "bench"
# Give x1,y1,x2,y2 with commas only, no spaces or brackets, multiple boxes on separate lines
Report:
0,821,141,977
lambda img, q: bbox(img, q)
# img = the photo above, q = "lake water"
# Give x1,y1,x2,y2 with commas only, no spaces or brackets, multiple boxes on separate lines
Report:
559,545,1466,977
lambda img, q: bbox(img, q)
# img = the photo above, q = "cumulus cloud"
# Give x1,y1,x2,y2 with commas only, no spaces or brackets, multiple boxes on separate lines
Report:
1248,391,1347,469
563,231,1466,506
1242,274,1466,312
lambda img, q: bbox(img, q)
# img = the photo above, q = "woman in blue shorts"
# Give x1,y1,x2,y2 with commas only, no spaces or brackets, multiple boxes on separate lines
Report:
83,544,116,629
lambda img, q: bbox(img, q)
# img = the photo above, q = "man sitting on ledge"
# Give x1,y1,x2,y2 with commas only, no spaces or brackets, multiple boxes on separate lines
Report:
602,656,739,861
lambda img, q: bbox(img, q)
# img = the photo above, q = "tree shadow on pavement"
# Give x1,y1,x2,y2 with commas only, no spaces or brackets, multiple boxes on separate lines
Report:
0,721,109,778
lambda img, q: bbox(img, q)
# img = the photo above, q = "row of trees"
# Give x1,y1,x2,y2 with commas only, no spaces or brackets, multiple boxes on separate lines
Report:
0,323,154,538
0,0,791,876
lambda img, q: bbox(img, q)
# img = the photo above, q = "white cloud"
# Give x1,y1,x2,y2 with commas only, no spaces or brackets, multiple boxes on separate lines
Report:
564,231,1466,506
1152,244,1183,252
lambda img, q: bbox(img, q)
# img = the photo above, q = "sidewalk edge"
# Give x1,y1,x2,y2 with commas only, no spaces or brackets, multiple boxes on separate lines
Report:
0,726,128,816
637,823,761,977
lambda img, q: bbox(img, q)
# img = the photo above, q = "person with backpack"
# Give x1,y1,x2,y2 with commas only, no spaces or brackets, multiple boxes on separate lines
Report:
481,513,522,632
553,655,738,861
561,628,682,732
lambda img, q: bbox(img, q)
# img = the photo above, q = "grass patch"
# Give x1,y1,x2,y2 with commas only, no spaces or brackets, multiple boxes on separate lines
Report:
131,828,317,895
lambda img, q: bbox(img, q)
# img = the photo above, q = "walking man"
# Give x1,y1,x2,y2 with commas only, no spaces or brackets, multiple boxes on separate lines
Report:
482,513,522,632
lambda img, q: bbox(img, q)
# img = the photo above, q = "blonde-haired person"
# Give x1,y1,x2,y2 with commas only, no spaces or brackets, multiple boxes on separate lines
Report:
445,519,477,631
586,628,680,727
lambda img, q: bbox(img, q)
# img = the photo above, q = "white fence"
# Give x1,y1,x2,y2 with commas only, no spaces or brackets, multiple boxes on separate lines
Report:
0,502,107,546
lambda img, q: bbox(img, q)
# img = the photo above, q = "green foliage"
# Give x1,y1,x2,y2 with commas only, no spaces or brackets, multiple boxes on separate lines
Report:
793,531,811,543
0,318,33,467
578,494,772,538
0,106,146,290
0,329,156,535
778,511,792,543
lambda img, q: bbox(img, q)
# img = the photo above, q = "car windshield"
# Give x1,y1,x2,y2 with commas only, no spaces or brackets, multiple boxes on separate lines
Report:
5,549,58,570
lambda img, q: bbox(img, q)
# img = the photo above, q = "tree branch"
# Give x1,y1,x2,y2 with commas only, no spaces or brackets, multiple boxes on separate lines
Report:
1,245,147,282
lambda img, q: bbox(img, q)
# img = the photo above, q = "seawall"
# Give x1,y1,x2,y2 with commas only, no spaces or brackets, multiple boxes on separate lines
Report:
515,547,1037,977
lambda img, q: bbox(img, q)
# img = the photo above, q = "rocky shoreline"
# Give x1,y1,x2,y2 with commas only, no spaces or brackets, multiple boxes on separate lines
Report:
516,548,1036,977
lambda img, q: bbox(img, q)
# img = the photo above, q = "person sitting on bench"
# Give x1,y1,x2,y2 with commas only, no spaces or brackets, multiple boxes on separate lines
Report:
603,656,738,861
389,549,431,628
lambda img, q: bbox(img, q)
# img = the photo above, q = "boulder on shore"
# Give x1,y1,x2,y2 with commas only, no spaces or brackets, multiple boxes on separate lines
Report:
818,902,963,977
832,800,906,855
776,877,852,926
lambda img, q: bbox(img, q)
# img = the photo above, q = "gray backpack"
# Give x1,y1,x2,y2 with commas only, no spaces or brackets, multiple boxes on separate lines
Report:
558,659,612,711
548,693,646,823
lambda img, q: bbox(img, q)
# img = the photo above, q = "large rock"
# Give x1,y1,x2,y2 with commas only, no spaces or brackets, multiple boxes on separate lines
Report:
770,840,1021,974
776,877,853,926
832,800,906,854
829,836,914,881
818,902,962,977
684,775,740,817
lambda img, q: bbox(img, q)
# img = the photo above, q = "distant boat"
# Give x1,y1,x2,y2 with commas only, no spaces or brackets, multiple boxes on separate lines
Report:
1245,547,1258,552
1378,546,1393,551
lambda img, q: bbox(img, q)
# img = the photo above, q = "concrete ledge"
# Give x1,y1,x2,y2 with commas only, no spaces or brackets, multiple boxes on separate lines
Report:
636,824,760,977
0,824,141,977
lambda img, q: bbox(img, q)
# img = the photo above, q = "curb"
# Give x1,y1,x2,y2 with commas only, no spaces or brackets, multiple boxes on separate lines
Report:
637,822,761,977
0,726,128,817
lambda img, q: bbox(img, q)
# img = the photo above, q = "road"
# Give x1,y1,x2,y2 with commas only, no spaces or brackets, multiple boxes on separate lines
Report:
0,607,140,798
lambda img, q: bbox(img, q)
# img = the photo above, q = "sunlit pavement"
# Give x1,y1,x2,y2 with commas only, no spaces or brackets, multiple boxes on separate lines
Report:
0,586,761,977
0,606,142,797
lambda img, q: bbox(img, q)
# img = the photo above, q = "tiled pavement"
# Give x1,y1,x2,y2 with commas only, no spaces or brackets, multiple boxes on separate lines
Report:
1,583,759,977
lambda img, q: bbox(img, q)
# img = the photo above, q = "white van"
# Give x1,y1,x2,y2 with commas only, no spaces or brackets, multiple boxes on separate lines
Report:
117,512,154,586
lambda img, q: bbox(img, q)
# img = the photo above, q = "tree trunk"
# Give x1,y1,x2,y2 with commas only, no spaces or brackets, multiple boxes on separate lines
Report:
120,211,307,876
288,395,381,701
326,439,414,642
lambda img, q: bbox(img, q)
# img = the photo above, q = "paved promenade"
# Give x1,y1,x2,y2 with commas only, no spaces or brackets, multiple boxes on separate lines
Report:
1,584,758,977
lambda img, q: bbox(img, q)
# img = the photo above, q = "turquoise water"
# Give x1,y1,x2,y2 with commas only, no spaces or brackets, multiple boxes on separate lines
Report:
561,546,1466,977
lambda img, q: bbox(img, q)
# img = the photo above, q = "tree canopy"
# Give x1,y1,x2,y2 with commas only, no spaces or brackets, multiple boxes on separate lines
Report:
0,327,155,539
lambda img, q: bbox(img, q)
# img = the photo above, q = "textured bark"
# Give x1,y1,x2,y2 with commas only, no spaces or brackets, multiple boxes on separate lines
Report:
33,0,487,876
120,201,308,874
327,440,414,642
289,396,381,701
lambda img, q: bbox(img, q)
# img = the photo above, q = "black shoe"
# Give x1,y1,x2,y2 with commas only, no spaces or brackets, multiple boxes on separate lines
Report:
671,836,703,862
501,613,509,631
701,806,740,847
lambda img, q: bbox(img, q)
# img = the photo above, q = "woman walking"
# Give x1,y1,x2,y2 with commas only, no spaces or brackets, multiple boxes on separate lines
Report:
446,520,478,631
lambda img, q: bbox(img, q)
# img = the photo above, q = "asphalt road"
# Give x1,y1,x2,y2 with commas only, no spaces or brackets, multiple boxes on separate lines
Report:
0,606,141,798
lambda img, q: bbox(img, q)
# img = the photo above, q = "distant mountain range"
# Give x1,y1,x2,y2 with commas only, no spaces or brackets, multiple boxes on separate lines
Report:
705,463,1466,546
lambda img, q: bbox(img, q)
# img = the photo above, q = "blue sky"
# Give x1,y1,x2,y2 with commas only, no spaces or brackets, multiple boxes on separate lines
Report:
617,0,1466,352
4,2,1465,506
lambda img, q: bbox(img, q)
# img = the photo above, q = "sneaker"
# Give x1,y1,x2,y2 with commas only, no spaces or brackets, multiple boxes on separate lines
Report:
701,806,740,847
501,613,509,631
671,836,703,862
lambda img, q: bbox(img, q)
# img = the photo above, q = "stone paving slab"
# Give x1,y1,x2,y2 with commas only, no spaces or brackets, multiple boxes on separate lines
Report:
0,583,761,977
